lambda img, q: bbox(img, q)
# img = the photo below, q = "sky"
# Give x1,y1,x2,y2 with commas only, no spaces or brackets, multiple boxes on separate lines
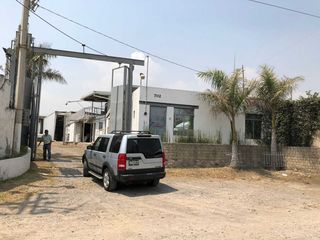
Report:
1,0,320,115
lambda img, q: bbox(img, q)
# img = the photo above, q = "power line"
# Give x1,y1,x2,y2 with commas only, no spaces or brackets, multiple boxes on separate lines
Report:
37,4,201,72
15,0,109,56
248,0,320,20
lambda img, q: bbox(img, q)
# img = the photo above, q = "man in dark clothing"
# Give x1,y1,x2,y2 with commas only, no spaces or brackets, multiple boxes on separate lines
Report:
38,129,53,160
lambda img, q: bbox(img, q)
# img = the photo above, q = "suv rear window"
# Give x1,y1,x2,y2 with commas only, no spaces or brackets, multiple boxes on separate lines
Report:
109,135,123,153
127,138,162,158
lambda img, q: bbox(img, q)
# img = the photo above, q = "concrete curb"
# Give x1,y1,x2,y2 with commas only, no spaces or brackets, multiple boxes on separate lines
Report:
0,148,31,181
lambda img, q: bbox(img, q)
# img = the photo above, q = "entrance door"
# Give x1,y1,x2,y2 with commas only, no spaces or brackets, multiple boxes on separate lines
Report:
54,115,64,141
149,106,167,137
84,123,92,142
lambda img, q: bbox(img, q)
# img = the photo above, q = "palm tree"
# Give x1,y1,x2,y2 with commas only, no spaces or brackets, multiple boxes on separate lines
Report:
27,43,66,84
257,65,303,155
198,69,257,167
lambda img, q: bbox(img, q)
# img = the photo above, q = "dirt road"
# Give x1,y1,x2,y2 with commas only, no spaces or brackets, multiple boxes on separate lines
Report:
1,143,320,240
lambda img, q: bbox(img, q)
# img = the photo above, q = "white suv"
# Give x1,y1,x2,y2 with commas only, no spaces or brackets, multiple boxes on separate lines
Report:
82,131,167,191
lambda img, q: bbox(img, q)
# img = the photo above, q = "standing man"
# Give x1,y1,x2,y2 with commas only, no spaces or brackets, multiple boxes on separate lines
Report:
38,129,53,160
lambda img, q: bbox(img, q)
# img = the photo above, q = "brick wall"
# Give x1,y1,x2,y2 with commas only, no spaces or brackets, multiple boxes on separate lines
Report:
163,143,320,173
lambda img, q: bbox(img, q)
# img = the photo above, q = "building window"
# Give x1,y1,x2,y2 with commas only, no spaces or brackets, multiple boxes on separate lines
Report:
99,122,103,130
245,114,262,139
174,108,194,135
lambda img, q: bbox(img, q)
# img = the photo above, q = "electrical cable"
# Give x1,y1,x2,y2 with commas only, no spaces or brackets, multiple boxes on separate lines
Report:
248,0,320,20
15,0,107,56
36,3,201,72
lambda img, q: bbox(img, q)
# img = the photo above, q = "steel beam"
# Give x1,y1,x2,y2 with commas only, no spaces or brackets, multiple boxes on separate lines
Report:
32,47,145,66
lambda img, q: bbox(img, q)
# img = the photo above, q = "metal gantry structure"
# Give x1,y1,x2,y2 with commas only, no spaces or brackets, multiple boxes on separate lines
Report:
28,47,144,160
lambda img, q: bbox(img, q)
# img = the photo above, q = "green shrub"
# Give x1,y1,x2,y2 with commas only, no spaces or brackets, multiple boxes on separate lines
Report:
261,91,320,147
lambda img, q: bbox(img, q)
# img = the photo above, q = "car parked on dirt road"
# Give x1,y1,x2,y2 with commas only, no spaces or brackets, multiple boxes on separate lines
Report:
82,131,167,191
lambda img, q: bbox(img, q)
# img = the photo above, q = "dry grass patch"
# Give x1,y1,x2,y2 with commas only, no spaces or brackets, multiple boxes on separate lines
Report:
0,161,59,203
166,167,320,184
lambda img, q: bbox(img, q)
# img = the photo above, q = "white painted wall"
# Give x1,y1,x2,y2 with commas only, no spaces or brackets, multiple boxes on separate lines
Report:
166,107,174,142
107,85,248,144
94,118,107,140
0,75,15,157
132,88,140,131
65,122,83,142
43,112,56,138
66,122,75,142
0,148,31,181
137,86,246,144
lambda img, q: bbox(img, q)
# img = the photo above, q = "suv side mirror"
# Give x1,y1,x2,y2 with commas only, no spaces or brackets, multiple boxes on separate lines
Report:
87,145,92,150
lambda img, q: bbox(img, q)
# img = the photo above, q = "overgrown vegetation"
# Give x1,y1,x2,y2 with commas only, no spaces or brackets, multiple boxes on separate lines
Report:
174,130,222,144
257,65,303,153
261,91,320,147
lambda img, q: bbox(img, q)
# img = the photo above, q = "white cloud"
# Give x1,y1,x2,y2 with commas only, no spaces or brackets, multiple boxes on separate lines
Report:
243,66,259,80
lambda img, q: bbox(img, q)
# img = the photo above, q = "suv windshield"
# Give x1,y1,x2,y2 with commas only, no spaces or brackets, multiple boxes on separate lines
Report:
127,138,162,158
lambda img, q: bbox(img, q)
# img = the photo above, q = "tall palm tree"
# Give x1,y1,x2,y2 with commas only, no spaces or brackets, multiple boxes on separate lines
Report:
257,65,303,155
27,43,66,84
198,69,257,167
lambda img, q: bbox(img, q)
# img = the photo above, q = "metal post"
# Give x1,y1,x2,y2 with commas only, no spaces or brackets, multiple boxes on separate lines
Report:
126,64,134,131
29,60,36,159
145,56,149,115
32,56,43,160
242,65,245,92
122,66,128,130
114,86,119,131
13,0,30,153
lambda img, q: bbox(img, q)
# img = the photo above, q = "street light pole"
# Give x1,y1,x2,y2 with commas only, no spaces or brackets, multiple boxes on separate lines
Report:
144,56,149,115
13,0,30,153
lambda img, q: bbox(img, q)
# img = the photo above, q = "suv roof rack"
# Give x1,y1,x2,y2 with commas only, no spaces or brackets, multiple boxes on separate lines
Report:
110,130,151,134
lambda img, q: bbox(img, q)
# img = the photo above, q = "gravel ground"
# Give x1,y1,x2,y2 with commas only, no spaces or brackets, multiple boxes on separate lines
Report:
0,142,320,240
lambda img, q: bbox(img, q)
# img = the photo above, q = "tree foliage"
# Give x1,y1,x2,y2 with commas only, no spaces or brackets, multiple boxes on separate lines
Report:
257,65,303,153
261,91,320,147
198,69,256,167
27,43,66,84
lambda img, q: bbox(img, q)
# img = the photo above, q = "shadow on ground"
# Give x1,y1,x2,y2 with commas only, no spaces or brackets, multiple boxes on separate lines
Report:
0,163,47,195
0,191,87,216
92,178,177,197
50,153,82,163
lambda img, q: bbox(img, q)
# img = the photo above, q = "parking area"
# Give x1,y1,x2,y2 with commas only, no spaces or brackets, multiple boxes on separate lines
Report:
0,142,320,240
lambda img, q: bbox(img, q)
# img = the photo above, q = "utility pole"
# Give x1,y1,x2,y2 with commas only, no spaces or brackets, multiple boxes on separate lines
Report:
242,65,245,91
13,0,30,153
144,56,149,115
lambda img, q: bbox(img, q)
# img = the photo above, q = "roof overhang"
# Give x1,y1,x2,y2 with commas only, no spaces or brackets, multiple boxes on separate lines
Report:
81,91,111,102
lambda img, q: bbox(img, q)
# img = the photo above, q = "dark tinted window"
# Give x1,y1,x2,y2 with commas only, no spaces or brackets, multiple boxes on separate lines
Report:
109,135,123,153
92,137,101,151
174,107,194,136
245,114,262,139
127,138,162,158
98,137,109,152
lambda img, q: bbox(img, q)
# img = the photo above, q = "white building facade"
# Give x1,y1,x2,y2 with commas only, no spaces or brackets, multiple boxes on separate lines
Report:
108,86,250,144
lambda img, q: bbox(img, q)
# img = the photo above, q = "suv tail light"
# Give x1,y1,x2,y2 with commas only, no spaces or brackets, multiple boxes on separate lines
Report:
162,152,167,168
118,154,126,171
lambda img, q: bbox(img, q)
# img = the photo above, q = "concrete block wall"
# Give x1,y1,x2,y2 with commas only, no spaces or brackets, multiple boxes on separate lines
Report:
163,143,231,168
283,147,320,173
163,143,320,173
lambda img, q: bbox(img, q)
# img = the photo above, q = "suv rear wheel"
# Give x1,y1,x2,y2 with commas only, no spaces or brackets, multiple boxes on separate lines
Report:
103,168,117,191
147,179,159,187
